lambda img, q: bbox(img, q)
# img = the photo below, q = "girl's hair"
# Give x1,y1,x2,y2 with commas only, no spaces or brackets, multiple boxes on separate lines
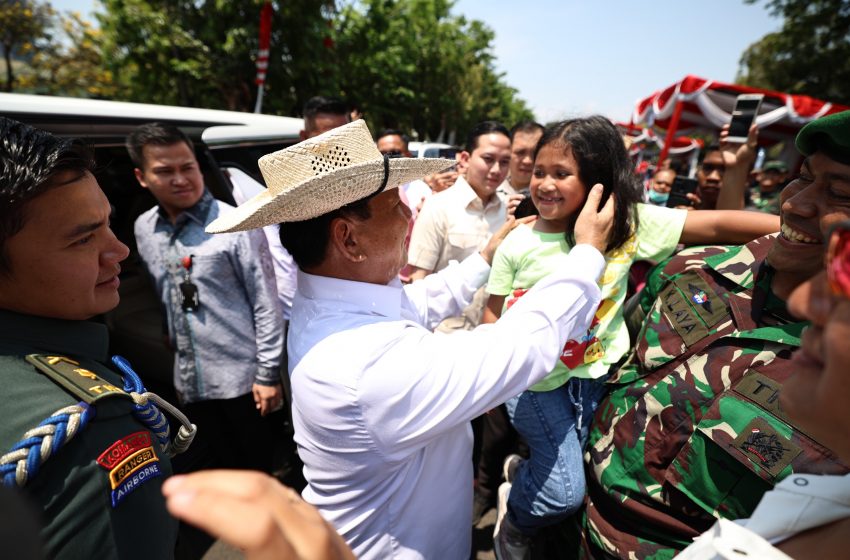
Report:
535,116,642,253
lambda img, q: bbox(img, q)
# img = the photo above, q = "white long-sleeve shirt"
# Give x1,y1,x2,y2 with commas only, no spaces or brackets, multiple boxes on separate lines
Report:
678,473,850,560
288,246,605,560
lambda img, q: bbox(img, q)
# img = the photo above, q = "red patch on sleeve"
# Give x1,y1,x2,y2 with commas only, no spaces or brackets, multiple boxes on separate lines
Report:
97,431,153,470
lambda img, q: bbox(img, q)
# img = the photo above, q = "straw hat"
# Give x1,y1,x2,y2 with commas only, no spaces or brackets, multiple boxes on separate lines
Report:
206,120,454,233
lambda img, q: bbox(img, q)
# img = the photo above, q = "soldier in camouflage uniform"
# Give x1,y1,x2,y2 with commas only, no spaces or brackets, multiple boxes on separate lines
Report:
746,161,788,216
582,109,850,560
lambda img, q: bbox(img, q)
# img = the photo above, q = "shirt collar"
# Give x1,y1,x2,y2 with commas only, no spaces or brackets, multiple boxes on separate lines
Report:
296,270,404,320
156,189,213,228
0,309,109,362
452,176,502,211
703,233,779,290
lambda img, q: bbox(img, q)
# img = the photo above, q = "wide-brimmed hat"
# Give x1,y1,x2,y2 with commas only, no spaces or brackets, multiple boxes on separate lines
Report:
206,120,453,233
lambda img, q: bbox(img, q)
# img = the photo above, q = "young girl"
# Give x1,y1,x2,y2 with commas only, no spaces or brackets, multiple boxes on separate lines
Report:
485,116,778,557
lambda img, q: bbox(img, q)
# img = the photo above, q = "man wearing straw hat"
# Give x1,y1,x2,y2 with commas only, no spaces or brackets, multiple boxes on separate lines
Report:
206,119,615,559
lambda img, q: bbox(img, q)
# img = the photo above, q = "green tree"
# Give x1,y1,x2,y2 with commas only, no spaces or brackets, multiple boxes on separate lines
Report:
0,0,53,91
333,0,532,142
737,0,850,106
17,11,117,97
97,0,336,113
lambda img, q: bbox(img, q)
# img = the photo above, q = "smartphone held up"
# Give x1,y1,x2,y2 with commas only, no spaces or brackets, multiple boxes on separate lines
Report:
726,93,764,143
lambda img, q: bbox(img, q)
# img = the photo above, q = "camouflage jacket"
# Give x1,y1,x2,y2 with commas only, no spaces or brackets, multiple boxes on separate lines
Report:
582,234,848,560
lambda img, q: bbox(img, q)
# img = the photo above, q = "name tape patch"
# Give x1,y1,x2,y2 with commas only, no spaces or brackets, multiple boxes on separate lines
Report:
660,285,709,346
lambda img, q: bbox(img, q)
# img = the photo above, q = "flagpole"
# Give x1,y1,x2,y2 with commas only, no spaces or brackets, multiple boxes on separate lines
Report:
254,1,273,114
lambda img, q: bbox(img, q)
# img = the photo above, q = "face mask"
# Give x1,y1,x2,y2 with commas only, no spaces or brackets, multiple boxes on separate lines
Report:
648,189,669,205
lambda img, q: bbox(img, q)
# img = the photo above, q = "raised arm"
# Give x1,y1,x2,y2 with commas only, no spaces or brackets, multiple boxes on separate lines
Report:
715,123,759,211
679,208,779,246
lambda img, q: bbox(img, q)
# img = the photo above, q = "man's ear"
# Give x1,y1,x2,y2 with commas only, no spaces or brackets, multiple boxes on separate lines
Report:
458,151,470,165
328,216,363,263
133,168,148,189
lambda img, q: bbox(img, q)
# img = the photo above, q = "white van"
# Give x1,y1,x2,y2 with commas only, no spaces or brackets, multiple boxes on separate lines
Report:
1,93,303,398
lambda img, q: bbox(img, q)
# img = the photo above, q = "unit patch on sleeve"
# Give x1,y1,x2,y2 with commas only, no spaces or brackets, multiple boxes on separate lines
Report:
97,431,163,507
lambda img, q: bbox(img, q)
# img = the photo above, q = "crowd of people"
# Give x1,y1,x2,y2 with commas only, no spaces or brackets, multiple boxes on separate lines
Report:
0,96,849,560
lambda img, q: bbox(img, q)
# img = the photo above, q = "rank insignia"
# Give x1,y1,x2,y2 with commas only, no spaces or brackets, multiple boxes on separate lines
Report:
98,431,162,507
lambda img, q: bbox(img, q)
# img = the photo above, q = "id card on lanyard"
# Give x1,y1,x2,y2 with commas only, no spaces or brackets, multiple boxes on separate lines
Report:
179,255,200,311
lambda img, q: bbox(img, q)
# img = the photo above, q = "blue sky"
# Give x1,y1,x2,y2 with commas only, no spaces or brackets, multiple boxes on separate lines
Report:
51,0,781,122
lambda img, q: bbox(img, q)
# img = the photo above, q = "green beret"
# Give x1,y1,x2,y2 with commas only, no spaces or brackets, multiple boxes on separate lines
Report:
795,110,850,165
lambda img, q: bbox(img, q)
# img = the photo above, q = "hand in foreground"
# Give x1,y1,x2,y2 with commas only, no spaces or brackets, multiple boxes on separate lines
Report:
574,184,615,253
480,215,537,265
253,383,283,416
163,470,356,560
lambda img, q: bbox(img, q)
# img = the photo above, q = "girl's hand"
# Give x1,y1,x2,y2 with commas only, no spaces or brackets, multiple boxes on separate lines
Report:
574,184,615,253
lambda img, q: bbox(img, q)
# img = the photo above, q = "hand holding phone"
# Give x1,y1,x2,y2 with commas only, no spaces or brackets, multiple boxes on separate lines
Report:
727,94,764,144
666,177,699,208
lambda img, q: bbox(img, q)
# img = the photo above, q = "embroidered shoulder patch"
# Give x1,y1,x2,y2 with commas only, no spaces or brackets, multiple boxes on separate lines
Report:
98,431,163,507
26,354,130,404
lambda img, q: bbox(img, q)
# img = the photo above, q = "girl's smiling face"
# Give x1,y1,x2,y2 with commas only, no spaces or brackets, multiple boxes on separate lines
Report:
530,143,588,233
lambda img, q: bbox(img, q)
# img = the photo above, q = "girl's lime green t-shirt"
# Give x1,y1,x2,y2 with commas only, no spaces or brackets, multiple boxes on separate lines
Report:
487,203,687,391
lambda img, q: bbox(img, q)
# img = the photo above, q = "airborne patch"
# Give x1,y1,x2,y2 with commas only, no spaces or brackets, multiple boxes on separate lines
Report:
733,417,801,479
97,431,162,507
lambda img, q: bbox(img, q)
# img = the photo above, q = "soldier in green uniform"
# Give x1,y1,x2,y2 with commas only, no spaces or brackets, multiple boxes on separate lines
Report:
582,109,850,559
747,160,789,215
0,117,180,559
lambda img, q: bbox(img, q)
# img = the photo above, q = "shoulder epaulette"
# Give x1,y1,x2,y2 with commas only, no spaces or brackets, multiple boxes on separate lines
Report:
26,354,131,404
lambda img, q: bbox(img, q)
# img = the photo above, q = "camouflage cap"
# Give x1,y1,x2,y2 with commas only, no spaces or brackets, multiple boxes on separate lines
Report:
795,110,850,165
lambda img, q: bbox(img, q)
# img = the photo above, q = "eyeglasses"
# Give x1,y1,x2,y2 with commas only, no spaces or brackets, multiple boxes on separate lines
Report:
826,220,850,298
379,150,404,158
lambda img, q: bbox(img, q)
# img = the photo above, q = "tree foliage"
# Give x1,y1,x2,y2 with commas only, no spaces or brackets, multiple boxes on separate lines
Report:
737,0,850,106
97,0,344,113
5,0,531,141
333,0,532,141
0,0,53,91
95,0,531,142
17,11,116,97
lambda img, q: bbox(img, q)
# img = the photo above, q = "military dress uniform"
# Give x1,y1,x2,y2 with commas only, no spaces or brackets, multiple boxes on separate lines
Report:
582,234,849,559
0,309,177,559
